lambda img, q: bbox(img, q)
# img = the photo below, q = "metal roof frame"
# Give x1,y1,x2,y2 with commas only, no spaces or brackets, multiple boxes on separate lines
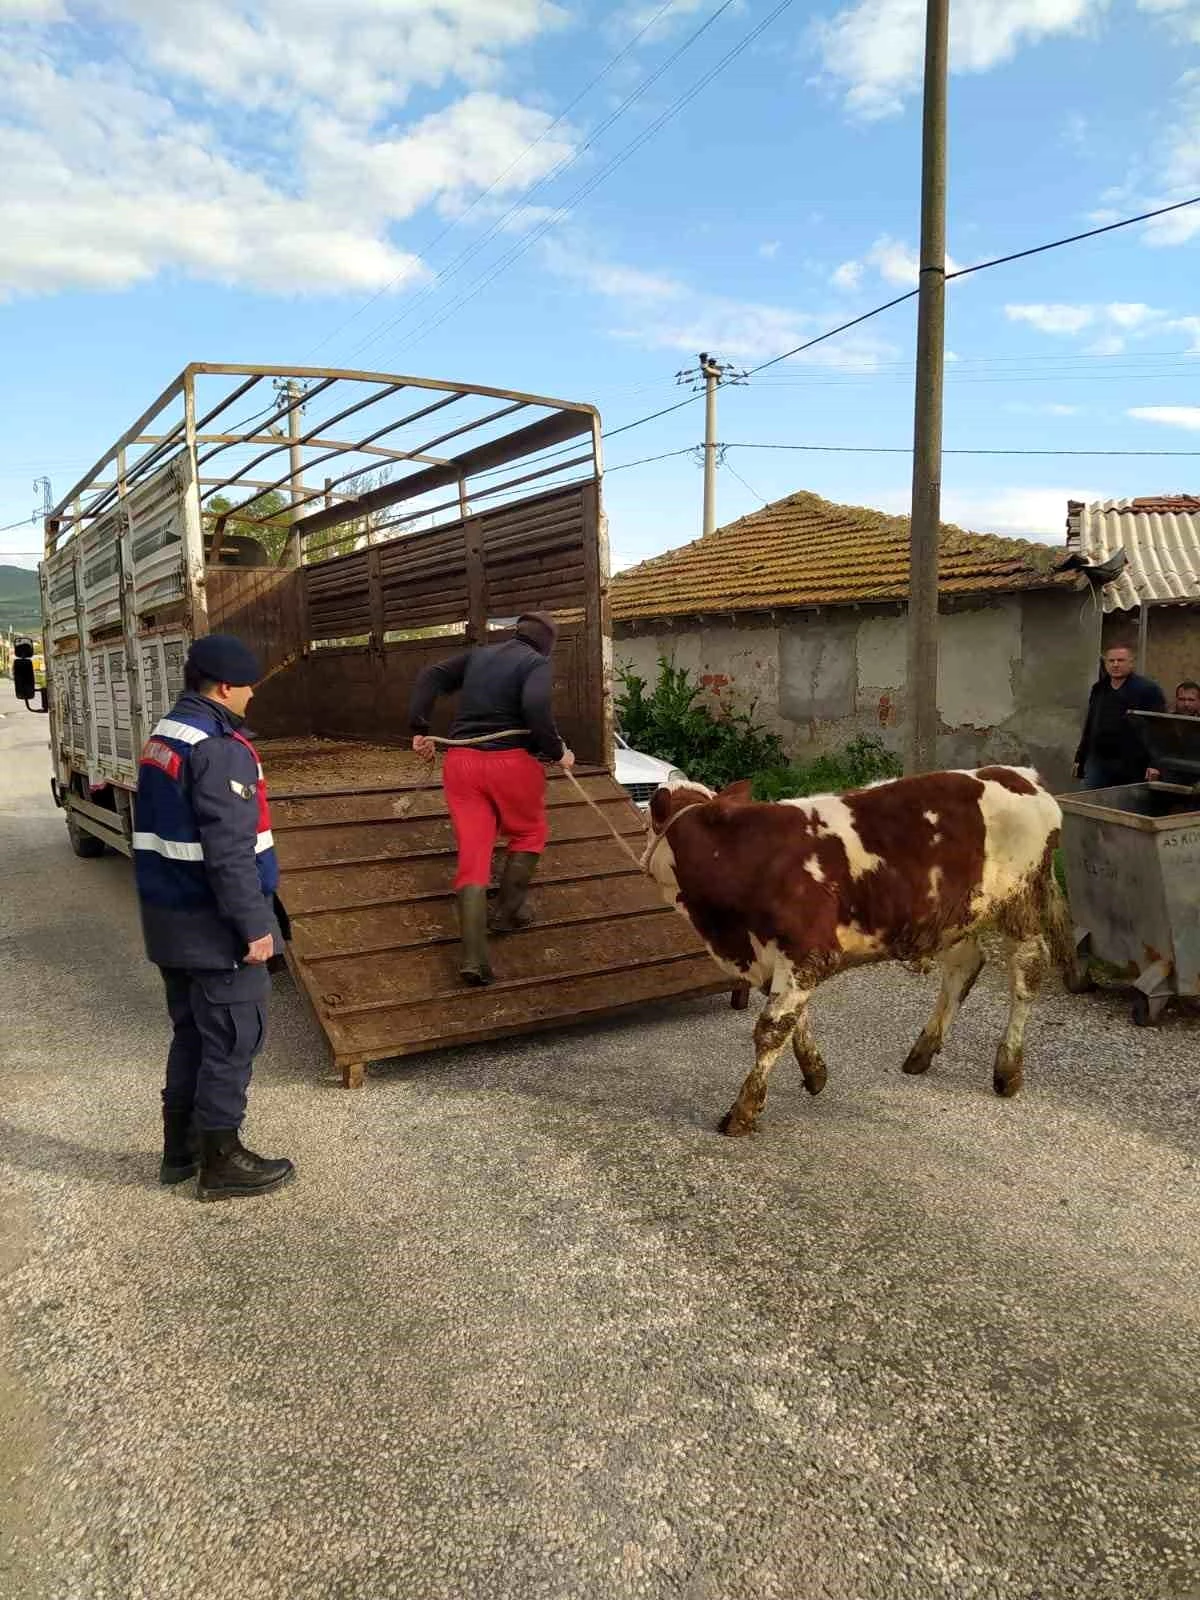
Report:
45,363,601,561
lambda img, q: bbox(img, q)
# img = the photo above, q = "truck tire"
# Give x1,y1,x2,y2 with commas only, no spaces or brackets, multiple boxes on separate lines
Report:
67,813,106,858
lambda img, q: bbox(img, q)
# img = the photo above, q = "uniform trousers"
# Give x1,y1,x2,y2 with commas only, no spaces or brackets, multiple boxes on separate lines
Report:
160,964,270,1130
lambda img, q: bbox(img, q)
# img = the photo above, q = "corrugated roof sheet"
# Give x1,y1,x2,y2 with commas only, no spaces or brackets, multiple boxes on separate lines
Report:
611,490,1067,623
1066,496,1200,612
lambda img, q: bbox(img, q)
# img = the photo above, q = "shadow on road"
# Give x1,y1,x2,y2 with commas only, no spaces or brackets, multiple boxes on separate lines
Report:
0,1119,159,1191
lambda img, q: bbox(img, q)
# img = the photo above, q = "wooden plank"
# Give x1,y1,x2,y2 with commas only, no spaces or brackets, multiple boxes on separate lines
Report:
275,803,643,870
272,773,624,827
304,909,700,1014
290,875,675,960
323,953,726,1060
281,840,644,913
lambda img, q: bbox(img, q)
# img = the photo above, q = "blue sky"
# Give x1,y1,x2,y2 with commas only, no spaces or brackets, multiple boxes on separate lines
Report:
1,0,1198,574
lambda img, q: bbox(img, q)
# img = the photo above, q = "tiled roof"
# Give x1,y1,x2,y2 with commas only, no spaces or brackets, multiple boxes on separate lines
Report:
1066,496,1200,612
611,490,1067,623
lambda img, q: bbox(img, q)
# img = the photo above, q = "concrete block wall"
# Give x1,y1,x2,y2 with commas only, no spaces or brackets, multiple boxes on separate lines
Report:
613,589,1099,790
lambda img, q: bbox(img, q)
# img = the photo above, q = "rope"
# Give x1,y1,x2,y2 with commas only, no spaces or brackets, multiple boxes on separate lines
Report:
422,730,650,869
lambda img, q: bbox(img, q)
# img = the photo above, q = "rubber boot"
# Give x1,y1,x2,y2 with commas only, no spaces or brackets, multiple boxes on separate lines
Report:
457,886,494,986
160,1107,198,1186
197,1130,294,1202
489,852,540,935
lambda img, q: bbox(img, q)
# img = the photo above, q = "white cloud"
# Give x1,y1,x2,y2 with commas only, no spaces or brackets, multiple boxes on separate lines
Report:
1128,405,1200,430
759,240,782,260
102,0,564,120
1007,402,1082,416
832,235,960,292
545,242,897,368
875,484,1097,543
814,0,1104,121
0,6,573,298
1005,302,1097,334
1137,0,1200,42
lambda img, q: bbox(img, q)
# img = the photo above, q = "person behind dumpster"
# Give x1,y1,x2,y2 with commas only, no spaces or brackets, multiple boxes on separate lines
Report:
133,633,294,1201
408,611,575,987
1072,643,1165,789
1146,680,1200,782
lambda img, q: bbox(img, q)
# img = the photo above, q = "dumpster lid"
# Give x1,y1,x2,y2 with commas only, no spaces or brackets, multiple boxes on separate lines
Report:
1129,711,1200,779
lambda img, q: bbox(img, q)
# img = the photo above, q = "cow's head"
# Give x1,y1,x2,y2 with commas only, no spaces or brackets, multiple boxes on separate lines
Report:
644,778,756,895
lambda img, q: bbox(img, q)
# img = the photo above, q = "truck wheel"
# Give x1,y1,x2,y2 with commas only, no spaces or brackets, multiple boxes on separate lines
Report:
67,813,106,858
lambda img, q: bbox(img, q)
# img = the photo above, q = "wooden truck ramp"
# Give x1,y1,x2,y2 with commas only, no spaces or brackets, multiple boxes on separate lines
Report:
266,740,728,1084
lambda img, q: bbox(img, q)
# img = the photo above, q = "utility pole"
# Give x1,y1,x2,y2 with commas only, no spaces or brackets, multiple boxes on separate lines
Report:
276,378,306,568
676,353,745,538
905,0,950,775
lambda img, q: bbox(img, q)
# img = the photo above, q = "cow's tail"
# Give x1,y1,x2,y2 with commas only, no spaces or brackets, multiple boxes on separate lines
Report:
1039,835,1078,983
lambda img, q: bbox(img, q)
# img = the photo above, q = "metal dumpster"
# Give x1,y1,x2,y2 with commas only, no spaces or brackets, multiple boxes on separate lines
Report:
1059,711,1200,1025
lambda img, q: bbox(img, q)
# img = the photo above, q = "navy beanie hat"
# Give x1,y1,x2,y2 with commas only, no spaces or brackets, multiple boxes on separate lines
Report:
187,634,262,687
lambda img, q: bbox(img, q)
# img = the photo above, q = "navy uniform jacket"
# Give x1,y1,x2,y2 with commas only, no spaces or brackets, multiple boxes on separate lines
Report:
133,690,284,972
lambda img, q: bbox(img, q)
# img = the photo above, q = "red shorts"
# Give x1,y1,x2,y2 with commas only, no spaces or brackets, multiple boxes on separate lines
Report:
442,747,549,890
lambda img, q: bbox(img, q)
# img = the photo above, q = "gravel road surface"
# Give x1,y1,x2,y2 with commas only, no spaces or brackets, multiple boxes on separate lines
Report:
2,706,1198,1600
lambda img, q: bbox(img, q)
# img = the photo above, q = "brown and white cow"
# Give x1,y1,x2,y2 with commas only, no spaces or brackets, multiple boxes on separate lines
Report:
645,766,1070,1136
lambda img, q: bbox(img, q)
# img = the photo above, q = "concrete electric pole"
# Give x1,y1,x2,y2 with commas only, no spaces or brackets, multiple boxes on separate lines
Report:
676,353,745,538
275,378,307,568
905,0,950,775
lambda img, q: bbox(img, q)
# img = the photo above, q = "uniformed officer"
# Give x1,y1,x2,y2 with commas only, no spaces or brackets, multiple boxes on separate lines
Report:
134,634,294,1200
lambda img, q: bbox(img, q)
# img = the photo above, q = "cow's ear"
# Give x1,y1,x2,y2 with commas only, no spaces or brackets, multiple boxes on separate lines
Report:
649,787,674,832
716,779,754,806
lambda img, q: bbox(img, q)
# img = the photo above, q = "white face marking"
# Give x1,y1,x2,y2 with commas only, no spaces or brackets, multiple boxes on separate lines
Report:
803,854,826,883
782,795,882,880
928,863,944,903
923,810,940,826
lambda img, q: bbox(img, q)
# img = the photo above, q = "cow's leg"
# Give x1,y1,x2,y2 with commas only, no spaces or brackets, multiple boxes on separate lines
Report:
720,971,805,1137
902,937,985,1076
792,1006,828,1097
994,936,1043,1098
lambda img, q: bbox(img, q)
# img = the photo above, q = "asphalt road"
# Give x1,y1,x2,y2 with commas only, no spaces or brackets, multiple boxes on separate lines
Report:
1,705,1198,1600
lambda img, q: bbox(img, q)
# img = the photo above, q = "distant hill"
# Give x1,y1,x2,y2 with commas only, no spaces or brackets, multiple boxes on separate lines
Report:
0,564,42,636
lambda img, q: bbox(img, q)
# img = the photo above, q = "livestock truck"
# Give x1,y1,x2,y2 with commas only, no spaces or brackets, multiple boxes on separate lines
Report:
35,364,726,1083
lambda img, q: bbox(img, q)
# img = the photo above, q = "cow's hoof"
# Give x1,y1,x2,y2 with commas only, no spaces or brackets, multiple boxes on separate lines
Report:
718,1109,755,1137
992,1068,1023,1098
802,1065,827,1097
901,1044,935,1076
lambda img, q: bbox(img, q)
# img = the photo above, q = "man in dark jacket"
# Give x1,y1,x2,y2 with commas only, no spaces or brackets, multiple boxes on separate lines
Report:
1073,643,1166,789
409,612,574,986
134,633,293,1200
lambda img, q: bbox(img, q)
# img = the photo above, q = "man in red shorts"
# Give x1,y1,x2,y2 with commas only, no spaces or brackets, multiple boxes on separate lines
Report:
409,611,574,986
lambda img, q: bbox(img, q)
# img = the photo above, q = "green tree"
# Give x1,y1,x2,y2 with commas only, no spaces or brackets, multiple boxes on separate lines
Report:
205,490,290,562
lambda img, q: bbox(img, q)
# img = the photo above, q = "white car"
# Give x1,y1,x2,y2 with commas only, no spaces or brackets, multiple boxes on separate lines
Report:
613,733,687,809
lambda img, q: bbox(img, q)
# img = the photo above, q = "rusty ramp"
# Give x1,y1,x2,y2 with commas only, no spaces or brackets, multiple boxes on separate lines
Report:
264,740,729,1084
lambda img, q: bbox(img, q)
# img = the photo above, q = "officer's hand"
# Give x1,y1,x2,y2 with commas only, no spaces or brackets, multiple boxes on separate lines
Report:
245,934,274,964
412,735,436,762
559,747,576,772
1147,767,1161,782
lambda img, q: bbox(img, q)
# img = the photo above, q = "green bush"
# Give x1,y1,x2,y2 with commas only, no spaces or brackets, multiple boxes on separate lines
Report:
752,736,902,801
615,659,902,799
615,658,787,793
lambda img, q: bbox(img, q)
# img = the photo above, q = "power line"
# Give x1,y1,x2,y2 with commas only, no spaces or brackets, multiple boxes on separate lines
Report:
726,441,1200,457
582,192,1200,447
309,0,687,362
341,0,743,365
721,461,769,503
369,0,799,363
606,447,696,473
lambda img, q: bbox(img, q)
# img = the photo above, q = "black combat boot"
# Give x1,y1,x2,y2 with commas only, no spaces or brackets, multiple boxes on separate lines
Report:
197,1131,294,1201
488,852,539,934
160,1107,198,1186
457,886,494,986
